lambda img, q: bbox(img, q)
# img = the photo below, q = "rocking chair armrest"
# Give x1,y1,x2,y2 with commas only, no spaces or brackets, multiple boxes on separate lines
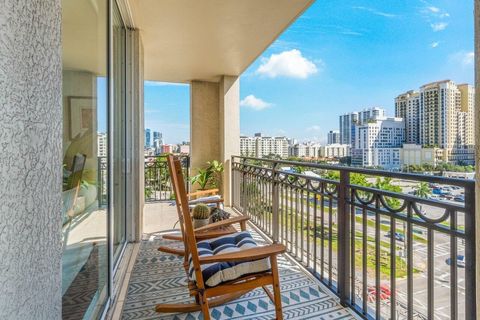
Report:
187,189,219,199
194,215,249,232
199,244,286,264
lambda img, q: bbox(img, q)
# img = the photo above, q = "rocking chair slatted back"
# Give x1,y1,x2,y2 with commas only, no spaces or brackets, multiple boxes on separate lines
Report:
166,155,206,288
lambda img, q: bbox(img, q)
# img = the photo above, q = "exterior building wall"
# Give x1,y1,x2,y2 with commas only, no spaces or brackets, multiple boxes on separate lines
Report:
395,90,420,144
240,134,288,158
327,130,340,144
0,0,62,318
319,144,350,158
339,107,385,145
351,117,405,168
399,144,442,167
219,75,240,206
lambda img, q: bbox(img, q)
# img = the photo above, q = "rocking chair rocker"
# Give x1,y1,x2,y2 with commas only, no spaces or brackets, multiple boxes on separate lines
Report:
155,155,286,320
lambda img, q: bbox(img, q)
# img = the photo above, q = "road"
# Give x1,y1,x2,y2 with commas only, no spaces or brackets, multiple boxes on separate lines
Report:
248,183,467,320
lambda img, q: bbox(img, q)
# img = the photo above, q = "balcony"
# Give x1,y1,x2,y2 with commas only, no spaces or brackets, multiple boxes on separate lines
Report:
112,155,476,319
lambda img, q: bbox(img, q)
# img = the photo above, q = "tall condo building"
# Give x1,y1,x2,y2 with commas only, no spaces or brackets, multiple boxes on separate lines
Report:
339,107,385,145
240,133,289,158
97,132,107,157
396,80,476,165
327,130,340,144
144,128,151,148
395,90,420,144
351,117,405,168
153,131,163,146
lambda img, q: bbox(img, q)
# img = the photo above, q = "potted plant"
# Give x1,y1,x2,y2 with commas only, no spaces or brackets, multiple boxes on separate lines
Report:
190,160,224,190
192,204,211,228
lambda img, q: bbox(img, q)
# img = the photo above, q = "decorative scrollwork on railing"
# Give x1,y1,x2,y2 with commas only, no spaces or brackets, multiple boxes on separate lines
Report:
411,202,451,224
353,189,375,205
378,195,408,213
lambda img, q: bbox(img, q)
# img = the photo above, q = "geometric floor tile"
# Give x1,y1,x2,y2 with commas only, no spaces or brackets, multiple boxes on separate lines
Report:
121,228,355,320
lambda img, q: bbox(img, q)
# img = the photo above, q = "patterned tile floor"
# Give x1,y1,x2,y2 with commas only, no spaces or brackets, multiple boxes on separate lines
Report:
121,228,355,320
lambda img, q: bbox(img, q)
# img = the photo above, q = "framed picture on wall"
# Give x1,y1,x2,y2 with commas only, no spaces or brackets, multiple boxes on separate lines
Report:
68,96,96,140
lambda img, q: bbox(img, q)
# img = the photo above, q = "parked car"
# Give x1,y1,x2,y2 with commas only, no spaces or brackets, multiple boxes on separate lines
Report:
385,231,405,242
457,255,466,267
445,255,465,268
454,196,465,202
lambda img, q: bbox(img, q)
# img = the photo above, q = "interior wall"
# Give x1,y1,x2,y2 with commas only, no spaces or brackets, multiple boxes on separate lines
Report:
62,70,98,181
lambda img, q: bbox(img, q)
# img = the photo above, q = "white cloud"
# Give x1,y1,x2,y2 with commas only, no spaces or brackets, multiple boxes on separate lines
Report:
427,6,440,13
431,42,440,48
145,81,188,87
256,49,319,79
459,52,475,66
240,95,273,111
431,22,448,32
450,51,474,67
306,125,321,132
353,6,397,18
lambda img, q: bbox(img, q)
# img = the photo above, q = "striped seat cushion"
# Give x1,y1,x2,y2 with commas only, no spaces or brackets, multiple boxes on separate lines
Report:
188,195,223,209
188,231,271,287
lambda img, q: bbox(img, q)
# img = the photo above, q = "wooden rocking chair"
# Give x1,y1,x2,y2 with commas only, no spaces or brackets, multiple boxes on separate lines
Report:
155,155,286,320
158,156,250,256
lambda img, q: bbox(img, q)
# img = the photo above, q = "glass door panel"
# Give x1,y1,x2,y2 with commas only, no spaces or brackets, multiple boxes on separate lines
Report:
112,1,127,264
61,0,109,318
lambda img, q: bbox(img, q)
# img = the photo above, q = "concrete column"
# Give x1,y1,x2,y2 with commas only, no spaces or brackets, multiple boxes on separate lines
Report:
126,29,144,242
190,80,221,178
219,76,240,206
0,0,62,319
190,76,240,204
474,1,480,317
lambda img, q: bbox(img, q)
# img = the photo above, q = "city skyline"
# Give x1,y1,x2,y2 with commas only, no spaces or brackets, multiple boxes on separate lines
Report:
144,0,474,144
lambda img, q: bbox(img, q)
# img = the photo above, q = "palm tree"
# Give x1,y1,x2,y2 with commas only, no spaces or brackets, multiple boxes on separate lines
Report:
415,182,431,198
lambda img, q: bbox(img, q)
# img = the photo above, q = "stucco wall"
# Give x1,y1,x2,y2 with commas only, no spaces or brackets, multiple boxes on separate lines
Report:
0,0,62,318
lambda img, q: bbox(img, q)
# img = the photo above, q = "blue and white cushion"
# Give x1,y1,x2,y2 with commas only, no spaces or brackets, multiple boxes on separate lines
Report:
188,231,271,287
188,195,223,209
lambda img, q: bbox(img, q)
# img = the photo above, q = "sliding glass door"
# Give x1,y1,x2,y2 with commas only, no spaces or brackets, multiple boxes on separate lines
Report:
112,0,127,265
61,0,129,318
61,0,109,318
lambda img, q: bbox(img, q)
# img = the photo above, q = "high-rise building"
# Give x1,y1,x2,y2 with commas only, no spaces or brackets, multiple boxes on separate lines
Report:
351,117,405,168
395,90,420,144
97,132,107,157
153,131,163,146
145,128,151,148
415,80,475,165
327,130,340,144
339,107,385,145
240,133,289,158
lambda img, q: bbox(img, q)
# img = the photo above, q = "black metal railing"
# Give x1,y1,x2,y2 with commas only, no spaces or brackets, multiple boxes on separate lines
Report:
97,155,190,205
144,155,189,202
231,156,476,320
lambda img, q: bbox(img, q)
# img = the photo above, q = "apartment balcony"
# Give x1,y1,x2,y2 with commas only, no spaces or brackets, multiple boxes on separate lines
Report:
2,1,479,320
108,155,477,320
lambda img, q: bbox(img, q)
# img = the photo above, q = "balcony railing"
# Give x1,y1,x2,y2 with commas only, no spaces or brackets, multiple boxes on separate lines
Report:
231,156,476,320
144,155,189,202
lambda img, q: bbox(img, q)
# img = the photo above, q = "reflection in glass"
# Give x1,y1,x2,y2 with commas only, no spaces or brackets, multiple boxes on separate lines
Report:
61,0,108,318
112,1,127,264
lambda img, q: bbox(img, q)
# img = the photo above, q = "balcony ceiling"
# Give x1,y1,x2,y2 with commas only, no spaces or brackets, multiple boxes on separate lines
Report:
126,0,314,83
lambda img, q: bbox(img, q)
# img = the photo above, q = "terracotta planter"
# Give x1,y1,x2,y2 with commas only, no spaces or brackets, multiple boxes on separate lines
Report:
193,218,209,229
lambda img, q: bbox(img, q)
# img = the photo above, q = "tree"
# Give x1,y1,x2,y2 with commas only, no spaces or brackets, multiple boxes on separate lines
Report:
374,177,402,208
414,182,431,198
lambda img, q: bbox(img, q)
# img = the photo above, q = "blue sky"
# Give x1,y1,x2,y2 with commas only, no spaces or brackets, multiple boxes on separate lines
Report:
141,0,474,144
